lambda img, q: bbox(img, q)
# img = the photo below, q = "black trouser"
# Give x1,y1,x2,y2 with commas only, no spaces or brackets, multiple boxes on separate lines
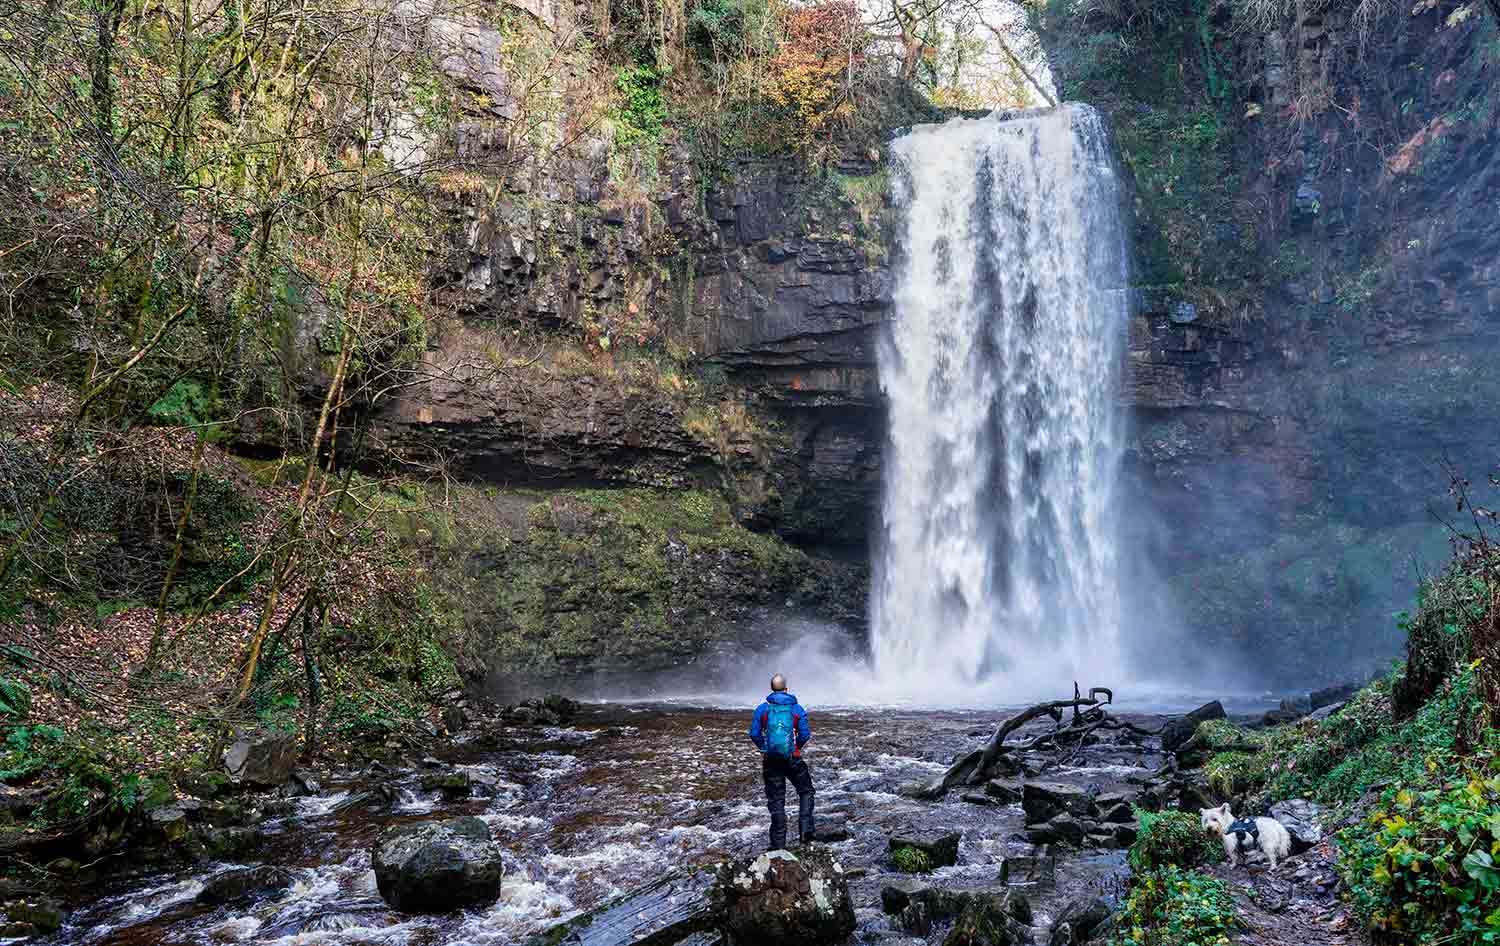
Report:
762,754,815,850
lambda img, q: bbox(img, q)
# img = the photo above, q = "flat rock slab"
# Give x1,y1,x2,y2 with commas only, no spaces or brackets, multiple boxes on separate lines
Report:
1022,782,1094,824
528,867,717,946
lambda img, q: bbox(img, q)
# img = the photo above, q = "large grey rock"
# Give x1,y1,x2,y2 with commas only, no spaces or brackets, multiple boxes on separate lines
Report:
940,892,1030,946
888,831,961,868
1022,782,1093,824
1025,813,1084,847
715,847,855,946
1160,702,1225,753
1049,896,1112,946
1270,799,1325,852
372,817,503,913
1310,682,1360,709
528,867,717,946
222,730,298,787
197,866,293,905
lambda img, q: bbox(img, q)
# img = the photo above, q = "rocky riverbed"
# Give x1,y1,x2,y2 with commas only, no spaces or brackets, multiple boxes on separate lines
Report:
26,701,1210,946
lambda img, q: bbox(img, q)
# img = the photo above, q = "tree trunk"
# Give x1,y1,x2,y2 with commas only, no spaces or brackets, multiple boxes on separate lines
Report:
141,434,206,675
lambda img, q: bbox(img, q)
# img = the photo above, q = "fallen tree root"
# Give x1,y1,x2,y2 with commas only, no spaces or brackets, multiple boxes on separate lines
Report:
912,684,1169,798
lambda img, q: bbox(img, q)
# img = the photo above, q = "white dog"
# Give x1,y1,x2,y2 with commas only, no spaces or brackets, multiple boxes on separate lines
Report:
1200,803,1292,868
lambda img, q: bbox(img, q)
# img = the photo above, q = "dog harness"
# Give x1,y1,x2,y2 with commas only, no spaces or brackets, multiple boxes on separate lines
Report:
1228,817,1260,851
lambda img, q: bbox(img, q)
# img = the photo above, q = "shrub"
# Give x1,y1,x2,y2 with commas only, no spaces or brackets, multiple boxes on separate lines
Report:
889,845,934,873
1338,746,1500,943
1129,809,1224,873
1113,865,1239,946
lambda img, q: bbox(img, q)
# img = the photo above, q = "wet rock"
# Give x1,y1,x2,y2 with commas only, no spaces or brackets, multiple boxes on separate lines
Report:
1022,782,1093,824
1005,852,1056,890
1270,799,1325,852
984,780,1023,804
889,831,961,869
1095,801,1133,824
1112,823,1139,847
149,806,189,843
898,900,933,936
2,898,64,934
962,792,997,807
1026,813,1084,847
1310,682,1359,710
1173,777,1213,813
198,826,267,859
715,847,856,946
881,877,935,915
1048,896,1112,946
372,816,504,913
197,866,293,905
1160,702,1225,753
420,771,473,800
527,867,716,946
287,769,321,796
180,770,234,799
442,704,466,734
222,730,299,788
1307,701,1347,722
941,893,1029,946
811,814,851,843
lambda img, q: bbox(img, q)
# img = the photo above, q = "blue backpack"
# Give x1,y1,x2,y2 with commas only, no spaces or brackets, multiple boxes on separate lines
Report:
764,703,796,758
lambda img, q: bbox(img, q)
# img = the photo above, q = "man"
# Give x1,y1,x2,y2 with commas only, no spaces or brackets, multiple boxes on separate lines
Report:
747,672,814,850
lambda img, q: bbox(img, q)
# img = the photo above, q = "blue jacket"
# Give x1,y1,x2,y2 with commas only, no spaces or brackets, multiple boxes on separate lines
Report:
748,692,811,757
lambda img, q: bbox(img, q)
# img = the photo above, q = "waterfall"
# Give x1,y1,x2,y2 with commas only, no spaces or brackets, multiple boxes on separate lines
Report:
870,104,1130,703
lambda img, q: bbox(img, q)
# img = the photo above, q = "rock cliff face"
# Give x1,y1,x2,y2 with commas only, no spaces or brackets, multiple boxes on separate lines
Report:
273,0,1498,687
1071,0,1500,683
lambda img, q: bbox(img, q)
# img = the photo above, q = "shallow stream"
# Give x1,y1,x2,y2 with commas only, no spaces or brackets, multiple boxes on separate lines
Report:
41,704,1172,946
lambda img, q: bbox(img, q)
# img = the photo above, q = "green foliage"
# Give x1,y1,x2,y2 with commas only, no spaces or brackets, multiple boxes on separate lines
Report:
146,380,216,428
1129,809,1225,873
889,845,934,873
1113,866,1239,946
0,677,31,719
613,65,665,149
1338,745,1500,942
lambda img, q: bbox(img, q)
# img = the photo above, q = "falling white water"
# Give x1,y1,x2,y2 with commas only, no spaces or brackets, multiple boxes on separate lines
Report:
870,104,1130,703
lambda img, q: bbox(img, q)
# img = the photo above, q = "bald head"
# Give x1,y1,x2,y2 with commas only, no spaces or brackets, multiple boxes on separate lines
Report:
770,673,787,692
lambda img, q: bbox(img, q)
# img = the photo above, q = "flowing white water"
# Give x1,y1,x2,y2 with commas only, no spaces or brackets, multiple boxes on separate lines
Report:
870,104,1130,702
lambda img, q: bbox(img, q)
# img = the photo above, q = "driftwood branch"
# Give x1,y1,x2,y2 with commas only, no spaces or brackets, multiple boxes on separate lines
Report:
913,686,1127,798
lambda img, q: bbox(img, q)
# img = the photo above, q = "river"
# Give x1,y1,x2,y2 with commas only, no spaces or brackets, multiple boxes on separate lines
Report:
38,702,1173,946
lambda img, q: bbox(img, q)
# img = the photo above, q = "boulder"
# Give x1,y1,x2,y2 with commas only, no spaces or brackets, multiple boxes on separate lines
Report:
1307,701,1347,722
2,899,64,935
983,780,1022,804
1160,702,1225,753
961,792,997,807
881,877,936,915
1025,813,1084,847
420,771,473,801
287,769,321,796
1310,682,1359,710
889,831,961,869
1004,852,1056,890
528,867,716,946
715,847,856,946
941,894,1028,946
1270,799,1326,852
812,814,852,843
222,730,299,788
1112,823,1139,848
1048,896,1112,946
372,816,503,913
149,805,190,843
198,826,266,859
197,866,293,905
180,770,234,799
1022,782,1093,824
1095,801,1133,824
898,900,933,936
